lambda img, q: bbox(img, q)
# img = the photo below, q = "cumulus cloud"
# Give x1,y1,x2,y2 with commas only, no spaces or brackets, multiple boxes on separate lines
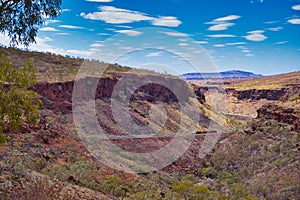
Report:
292,4,300,10
80,6,182,27
243,30,267,42
152,16,182,27
115,30,143,36
40,27,59,32
288,18,300,24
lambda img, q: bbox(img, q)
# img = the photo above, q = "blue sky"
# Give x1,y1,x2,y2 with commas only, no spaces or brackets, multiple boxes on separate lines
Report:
1,0,300,75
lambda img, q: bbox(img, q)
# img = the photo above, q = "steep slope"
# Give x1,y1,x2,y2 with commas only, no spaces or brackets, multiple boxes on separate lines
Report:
202,104,300,199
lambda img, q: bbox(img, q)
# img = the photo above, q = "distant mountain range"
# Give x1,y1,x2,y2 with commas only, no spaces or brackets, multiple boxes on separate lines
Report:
182,70,263,80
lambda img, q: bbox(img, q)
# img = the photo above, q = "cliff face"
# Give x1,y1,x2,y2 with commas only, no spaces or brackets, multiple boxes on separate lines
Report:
226,86,300,101
35,76,206,114
257,104,300,132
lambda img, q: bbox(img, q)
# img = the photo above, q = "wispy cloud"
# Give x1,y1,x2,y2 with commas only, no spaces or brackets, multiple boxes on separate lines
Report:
161,31,189,37
146,52,163,57
245,54,254,56
44,20,61,26
80,6,182,27
115,30,143,36
263,21,279,24
90,43,105,47
226,42,246,45
195,41,208,44
275,41,288,45
207,34,236,38
208,23,234,31
56,32,71,36
287,18,300,24
59,25,84,29
292,4,300,10
40,27,59,32
213,15,241,22
86,0,113,2
178,43,189,46
214,44,225,47
266,26,283,31
206,15,240,31
243,30,267,42
242,49,251,53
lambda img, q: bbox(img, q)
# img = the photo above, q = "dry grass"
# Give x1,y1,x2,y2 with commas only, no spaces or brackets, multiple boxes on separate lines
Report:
225,71,300,90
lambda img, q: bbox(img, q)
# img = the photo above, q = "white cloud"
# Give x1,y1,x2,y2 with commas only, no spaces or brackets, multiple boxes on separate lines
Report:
40,27,59,32
263,21,279,24
266,26,283,31
146,52,163,57
86,0,113,2
117,25,132,29
59,25,84,29
0,33,91,58
247,30,264,34
195,41,208,44
237,46,248,49
161,31,189,37
206,15,240,31
275,41,288,45
115,30,143,36
245,54,254,56
214,44,225,47
207,34,236,38
80,6,152,24
178,38,187,42
90,43,105,47
226,42,246,45
178,43,189,47
56,32,71,36
244,30,267,42
288,18,300,24
152,16,182,27
44,20,61,25
213,15,241,22
292,4,300,10
242,49,251,53
208,23,234,31
80,6,182,27
98,33,112,36
61,8,71,12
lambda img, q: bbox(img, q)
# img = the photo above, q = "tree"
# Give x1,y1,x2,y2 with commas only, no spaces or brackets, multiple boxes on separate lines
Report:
0,54,41,143
0,0,62,46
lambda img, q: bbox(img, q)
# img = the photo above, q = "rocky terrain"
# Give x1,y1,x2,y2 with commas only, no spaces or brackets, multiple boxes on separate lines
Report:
0,47,299,199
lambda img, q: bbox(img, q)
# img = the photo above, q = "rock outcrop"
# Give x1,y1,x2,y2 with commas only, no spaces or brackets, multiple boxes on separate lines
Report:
34,75,206,114
257,104,300,132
